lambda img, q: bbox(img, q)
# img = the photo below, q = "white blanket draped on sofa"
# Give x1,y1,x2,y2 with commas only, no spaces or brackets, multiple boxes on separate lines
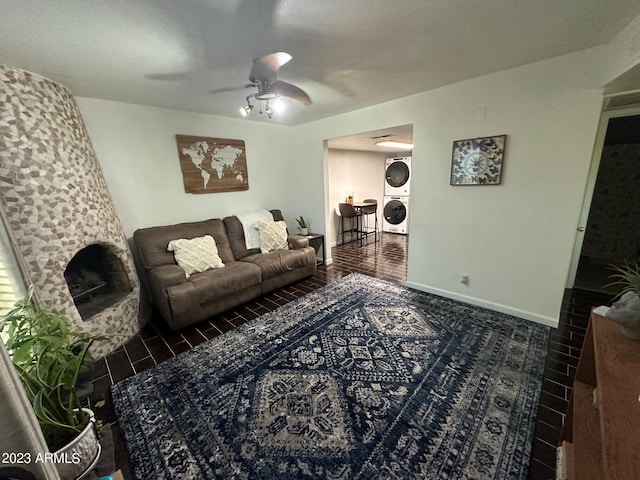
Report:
236,209,274,249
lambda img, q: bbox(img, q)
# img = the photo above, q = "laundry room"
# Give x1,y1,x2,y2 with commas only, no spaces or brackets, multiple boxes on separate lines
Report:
326,124,413,247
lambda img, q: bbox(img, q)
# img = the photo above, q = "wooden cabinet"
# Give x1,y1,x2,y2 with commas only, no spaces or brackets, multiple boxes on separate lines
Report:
558,312,640,479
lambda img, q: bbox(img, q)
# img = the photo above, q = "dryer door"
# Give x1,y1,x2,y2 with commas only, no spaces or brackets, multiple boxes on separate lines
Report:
385,161,410,189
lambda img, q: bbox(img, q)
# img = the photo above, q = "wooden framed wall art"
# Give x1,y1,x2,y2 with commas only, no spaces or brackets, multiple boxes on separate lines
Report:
176,135,249,194
450,134,506,185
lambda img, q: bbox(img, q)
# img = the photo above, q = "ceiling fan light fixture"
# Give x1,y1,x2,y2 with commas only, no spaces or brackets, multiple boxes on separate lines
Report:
240,94,287,119
375,140,414,150
271,97,286,115
237,52,311,120
255,91,278,101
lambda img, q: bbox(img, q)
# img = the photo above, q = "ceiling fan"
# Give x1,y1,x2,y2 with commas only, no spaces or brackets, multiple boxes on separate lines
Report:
212,52,312,118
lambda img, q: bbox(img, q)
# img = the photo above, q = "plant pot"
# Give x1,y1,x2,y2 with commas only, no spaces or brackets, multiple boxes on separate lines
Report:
54,408,101,480
299,227,309,235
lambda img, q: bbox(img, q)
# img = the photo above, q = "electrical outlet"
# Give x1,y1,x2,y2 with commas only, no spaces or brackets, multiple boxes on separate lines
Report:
460,274,469,285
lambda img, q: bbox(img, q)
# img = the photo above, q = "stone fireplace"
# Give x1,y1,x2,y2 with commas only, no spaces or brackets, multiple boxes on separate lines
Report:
0,64,144,357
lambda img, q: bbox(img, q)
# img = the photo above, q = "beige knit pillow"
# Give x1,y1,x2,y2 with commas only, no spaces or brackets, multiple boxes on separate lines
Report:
167,235,225,278
257,220,289,253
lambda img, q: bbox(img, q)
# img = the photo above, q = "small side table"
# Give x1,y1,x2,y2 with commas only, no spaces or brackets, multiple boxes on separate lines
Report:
305,233,325,265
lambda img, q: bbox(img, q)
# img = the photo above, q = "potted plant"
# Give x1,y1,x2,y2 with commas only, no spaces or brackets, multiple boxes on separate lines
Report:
295,216,311,236
0,285,106,479
603,262,640,338
607,261,640,296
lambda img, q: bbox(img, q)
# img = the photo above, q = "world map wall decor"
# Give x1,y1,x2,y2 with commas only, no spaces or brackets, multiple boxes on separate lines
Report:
450,135,506,185
176,135,249,194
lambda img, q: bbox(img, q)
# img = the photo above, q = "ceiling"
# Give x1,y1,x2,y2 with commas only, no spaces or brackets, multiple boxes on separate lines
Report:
1,1,639,126
327,124,413,153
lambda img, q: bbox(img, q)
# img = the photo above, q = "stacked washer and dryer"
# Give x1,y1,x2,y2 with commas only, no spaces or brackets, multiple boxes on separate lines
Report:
383,156,411,234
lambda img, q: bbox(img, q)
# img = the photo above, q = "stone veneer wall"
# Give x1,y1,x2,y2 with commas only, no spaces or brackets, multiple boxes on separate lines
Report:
0,64,142,357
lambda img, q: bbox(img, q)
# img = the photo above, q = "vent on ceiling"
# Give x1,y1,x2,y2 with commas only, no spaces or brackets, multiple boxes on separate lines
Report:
604,91,640,111
369,134,394,140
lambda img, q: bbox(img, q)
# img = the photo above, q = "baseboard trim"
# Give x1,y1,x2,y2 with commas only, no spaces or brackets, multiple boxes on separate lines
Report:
403,281,559,328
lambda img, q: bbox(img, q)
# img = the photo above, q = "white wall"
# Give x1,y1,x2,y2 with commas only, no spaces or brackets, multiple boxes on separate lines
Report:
76,98,302,237
327,148,386,245
290,47,608,327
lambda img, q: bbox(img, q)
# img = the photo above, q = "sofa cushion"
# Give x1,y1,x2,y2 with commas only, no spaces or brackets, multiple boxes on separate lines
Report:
236,209,273,249
166,261,261,313
224,209,287,260
224,215,260,260
181,261,261,298
134,218,236,269
257,220,289,254
241,248,314,280
167,235,225,278
165,261,262,328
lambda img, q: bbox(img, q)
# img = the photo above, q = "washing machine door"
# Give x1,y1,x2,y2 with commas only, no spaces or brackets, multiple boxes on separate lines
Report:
384,199,407,224
385,161,410,188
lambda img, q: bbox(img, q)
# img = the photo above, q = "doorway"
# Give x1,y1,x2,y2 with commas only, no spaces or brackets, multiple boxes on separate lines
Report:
571,112,640,294
325,124,413,247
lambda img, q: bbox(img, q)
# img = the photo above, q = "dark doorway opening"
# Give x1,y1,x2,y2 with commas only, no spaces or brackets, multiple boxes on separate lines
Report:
574,115,640,294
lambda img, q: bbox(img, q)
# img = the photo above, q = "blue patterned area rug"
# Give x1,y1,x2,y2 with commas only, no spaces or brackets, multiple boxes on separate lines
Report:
112,273,550,479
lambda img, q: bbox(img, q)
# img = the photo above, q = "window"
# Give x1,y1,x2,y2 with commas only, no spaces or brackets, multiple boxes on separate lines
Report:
0,218,24,316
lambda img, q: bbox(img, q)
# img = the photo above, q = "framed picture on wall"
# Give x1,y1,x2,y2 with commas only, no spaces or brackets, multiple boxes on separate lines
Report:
176,134,249,194
450,134,506,185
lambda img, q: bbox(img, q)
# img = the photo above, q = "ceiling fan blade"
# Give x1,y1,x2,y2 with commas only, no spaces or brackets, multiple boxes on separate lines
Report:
207,85,251,95
145,72,194,81
249,52,292,83
271,80,312,106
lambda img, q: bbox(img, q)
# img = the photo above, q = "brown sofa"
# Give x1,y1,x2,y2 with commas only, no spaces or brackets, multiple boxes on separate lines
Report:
133,209,317,330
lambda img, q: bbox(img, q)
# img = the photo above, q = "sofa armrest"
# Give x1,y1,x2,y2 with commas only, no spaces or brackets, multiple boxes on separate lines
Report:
147,264,186,323
288,234,309,249
149,264,186,287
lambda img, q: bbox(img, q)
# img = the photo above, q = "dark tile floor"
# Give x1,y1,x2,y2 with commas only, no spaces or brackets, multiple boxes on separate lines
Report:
88,232,613,480
527,287,613,480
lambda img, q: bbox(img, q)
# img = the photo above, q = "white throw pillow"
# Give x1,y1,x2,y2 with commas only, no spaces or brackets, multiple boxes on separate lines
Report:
257,220,289,253
167,235,225,278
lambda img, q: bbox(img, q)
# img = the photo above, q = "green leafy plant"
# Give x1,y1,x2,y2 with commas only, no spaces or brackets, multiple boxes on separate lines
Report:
295,216,311,229
606,261,640,297
0,286,106,451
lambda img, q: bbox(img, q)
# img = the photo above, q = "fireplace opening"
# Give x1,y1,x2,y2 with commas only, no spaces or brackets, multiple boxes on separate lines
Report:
64,243,133,321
